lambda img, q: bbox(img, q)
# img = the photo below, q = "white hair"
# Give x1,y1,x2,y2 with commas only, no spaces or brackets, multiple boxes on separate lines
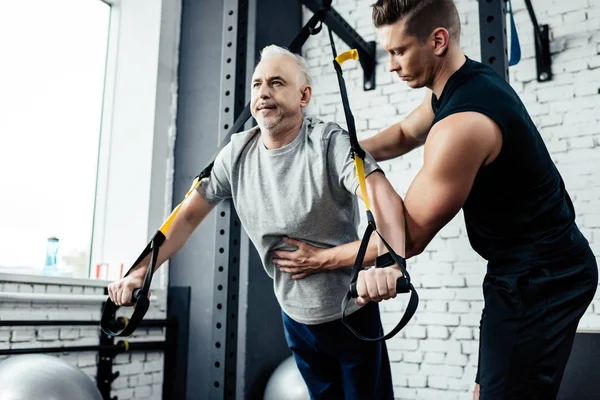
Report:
258,45,313,88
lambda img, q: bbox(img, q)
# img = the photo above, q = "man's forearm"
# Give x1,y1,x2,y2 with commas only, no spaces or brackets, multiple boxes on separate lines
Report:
366,172,407,259
360,122,420,162
128,216,199,276
324,238,378,269
129,191,214,274
154,218,199,269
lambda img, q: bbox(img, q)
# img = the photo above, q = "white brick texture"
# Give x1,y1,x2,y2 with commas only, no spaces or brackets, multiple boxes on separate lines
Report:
302,0,600,399
0,280,166,400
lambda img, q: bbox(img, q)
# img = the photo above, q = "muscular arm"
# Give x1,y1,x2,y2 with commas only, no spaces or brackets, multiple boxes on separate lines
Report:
354,112,502,305
360,91,435,162
402,112,502,258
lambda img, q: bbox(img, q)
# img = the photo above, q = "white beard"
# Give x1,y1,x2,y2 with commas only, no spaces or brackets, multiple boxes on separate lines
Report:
256,110,284,130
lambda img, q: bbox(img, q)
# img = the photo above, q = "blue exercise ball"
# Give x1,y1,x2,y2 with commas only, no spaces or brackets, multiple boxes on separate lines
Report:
0,354,103,400
264,356,310,400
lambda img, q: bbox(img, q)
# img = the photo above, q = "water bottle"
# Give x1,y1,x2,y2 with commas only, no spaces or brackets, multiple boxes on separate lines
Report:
43,237,59,276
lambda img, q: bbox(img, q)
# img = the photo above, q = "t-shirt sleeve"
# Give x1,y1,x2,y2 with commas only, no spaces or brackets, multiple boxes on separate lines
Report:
196,143,233,204
325,123,381,195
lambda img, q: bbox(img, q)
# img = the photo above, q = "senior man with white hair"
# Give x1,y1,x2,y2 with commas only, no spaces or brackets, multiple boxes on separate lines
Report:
107,44,406,400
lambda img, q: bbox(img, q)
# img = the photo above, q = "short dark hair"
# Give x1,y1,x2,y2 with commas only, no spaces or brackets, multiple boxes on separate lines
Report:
371,0,461,43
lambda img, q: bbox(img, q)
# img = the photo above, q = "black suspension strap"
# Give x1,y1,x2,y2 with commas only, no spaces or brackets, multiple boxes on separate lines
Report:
325,24,419,341
100,9,329,338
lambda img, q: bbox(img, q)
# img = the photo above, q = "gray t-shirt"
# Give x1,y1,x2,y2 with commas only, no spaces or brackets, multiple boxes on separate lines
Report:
198,116,380,324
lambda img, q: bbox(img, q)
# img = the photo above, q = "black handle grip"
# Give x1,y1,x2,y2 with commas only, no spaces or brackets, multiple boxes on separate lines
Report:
349,277,411,298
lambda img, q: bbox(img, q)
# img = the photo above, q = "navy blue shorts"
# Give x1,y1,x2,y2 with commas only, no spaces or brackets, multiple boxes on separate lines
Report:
281,302,394,400
476,246,598,399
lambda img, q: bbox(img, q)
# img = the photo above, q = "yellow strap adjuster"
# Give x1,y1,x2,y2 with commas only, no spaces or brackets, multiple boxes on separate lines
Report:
354,155,371,211
159,177,202,235
335,49,359,66
120,339,130,353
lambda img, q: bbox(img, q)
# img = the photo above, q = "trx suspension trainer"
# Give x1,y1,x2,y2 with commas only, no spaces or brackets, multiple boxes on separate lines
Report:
101,5,419,342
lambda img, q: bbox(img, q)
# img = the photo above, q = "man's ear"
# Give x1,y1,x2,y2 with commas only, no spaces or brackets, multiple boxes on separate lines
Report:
431,27,450,56
300,85,312,107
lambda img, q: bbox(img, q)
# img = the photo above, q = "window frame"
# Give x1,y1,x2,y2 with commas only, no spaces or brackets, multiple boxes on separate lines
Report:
0,0,181,288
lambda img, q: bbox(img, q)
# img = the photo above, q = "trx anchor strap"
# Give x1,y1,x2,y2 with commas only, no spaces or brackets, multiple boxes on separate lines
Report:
100,9,329,337
325,25,419,342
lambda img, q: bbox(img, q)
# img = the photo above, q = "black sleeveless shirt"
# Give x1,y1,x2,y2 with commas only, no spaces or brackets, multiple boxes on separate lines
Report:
431,57,588,271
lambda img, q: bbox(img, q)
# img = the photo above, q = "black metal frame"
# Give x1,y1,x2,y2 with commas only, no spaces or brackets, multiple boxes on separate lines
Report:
98,321,119,400
164,286,190,400
479,0,510,82
299,0,377,90
0,320,174,328
479,0,552,83
211,1,247,399
0,340,167,357
523,0,552,82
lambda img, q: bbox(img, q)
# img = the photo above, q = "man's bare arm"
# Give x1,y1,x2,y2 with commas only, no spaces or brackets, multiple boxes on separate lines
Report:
271,236,378,280
360,91,435,162
354,112,502,305
322,238,379,268
402,112,503,258
363,170,407,257
150,189,216,268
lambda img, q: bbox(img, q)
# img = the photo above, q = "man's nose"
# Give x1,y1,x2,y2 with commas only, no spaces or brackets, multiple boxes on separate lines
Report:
389,55,400,72
258,84,271,98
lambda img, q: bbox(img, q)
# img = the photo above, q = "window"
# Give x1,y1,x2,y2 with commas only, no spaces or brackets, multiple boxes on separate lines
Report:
0,0,111,278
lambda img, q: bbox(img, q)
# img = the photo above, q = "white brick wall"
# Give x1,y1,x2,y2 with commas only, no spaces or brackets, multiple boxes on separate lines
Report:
0,279,166,400
303,0,600,399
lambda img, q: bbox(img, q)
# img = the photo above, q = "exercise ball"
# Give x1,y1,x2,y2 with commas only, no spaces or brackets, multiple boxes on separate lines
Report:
0,354,103,400
264,356,310,400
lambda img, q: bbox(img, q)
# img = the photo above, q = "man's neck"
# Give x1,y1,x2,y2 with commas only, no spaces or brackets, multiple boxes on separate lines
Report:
430,47,467,100
261,114,304,150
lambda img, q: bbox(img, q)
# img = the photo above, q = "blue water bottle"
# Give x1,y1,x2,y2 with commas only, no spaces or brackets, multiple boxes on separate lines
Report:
43,237,59,276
